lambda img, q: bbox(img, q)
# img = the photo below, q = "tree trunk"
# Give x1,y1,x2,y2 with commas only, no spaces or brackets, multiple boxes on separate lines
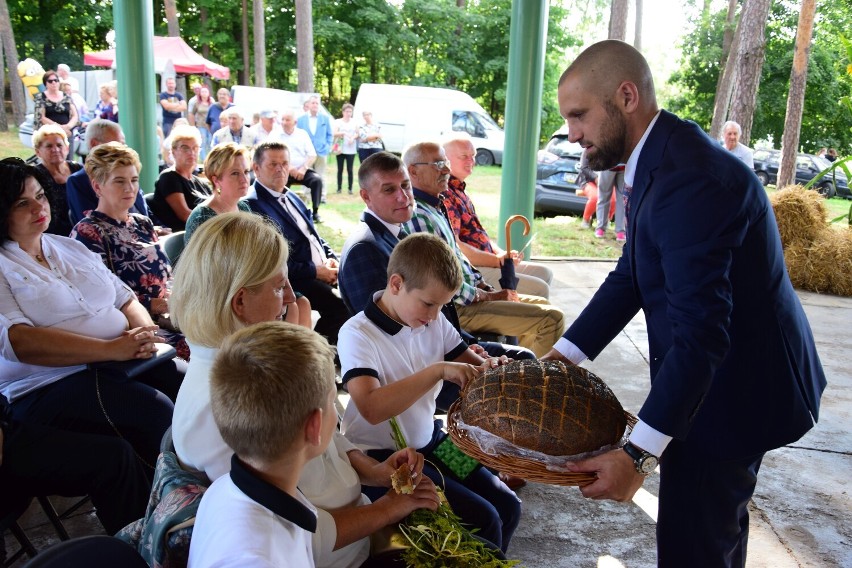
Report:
633,0,643,51
712,0,739,107
164,0,180,37
728,0,772,145
608,0,629,41
777,0,817,189
710,13,742,140
253,0,266,87
241,0,251,85
0,0,26,126
295,0,314,92
200,7,210,61
0,36,7,132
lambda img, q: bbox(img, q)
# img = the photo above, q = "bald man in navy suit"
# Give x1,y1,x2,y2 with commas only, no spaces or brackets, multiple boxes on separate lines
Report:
544,40,826,568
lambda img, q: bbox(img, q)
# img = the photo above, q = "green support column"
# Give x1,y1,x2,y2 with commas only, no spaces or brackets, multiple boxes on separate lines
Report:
498,0,549,251
114,1,159,195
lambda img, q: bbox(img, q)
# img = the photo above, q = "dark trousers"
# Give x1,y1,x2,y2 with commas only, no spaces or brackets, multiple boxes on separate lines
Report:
288,169,324,215
293,278,350,345
657,440,765,568
0,420,150,534
364,424,521,552
337,153,355,192
10,360,184,475
358,147,382,162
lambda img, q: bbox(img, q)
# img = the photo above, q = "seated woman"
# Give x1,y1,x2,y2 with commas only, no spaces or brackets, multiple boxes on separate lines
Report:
171,213,437,568
70,142,190,361
151,125,210,232
33,69,79,137
0,157,185,481
183,142,252,243
94,81,119,123
33,124,81,237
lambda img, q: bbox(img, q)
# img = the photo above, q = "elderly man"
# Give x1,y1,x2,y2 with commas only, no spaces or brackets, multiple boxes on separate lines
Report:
722,120,754,168
546,40,825,567
205,88,233,135
56,63,79,93
211,107,257,149
278,109,325,223
159,76,187,138
442,134,553,299
250,109,282,143
296,95,333,190
245,141,348,344
401,142,565,357
66,119,149,224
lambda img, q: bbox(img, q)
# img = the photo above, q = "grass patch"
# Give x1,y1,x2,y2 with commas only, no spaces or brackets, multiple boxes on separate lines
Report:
0,126,33,160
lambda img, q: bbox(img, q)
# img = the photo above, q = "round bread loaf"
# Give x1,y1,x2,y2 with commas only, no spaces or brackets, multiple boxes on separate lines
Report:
459,359,627,456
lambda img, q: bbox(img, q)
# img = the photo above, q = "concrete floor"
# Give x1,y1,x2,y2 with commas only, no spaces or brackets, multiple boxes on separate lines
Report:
4,259,851,567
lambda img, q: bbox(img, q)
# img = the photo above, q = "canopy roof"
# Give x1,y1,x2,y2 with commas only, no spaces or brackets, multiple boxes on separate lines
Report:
84,36,230,80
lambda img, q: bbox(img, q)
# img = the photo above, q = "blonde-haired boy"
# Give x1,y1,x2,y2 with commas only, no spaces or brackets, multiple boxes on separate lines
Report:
189,321,337,568
338,233,522,552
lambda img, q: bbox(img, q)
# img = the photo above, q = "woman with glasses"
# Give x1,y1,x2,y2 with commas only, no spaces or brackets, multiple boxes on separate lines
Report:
33,70,79,137
70,143,190,361
151,125,211,232
32,124,81,237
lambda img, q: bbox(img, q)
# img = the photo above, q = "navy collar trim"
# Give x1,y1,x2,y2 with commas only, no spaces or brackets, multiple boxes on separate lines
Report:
364,294,403,336
229,455,317,533
412,188,441,207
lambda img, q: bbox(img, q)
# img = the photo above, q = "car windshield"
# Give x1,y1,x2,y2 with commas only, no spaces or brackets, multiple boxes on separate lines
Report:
812,155,833,169
545,136,583,158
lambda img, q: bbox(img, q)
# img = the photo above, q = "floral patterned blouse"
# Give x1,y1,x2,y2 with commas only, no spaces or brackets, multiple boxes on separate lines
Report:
71,211,189,360
33,92,74,129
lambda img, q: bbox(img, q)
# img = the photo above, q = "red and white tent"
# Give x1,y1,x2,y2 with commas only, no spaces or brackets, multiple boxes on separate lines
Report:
84,36,230,80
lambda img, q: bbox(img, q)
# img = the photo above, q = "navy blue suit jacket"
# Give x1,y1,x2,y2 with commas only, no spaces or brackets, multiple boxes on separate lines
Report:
245,182,336,287
564,110,826,460
338,211,398,314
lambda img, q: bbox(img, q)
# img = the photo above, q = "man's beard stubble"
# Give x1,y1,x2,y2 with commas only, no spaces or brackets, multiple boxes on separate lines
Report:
585,99,628,171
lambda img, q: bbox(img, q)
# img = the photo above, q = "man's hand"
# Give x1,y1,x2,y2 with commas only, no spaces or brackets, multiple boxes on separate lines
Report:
509,250,524,263
316,263,338,285
482,289,519,303
565,448,645,502
291,167,306,181
541,348,571,364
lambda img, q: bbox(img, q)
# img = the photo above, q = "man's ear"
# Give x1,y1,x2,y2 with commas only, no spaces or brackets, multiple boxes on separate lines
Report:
616,81,640,114
388,273,404,295
304,408,323,447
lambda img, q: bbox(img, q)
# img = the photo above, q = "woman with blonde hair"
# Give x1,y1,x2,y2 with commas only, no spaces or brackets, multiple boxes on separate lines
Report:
151,124,211,232
32,124,82,236
71,142,189,360
94,81,118,122
183,142,252,243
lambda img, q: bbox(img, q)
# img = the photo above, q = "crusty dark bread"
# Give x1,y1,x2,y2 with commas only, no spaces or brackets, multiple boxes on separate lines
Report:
391,464,414,495
460,359,627,456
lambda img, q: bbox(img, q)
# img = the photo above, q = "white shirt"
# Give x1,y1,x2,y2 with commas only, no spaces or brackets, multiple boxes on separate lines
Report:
261,185,327,267
0,235,133,401
554,110,672,458
276,127,317,170
251,122,283,144
172,342,370,568
339,292,468,451
189,461,317,568
333,118,358,154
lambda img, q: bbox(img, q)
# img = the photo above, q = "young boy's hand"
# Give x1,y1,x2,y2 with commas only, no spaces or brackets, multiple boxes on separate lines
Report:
378,475,441,523
441,362,479,388
372,448,425,488
477,355,510,373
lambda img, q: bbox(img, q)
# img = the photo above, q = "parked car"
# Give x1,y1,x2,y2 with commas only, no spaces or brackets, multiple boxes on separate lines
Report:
534,130,585,216
753,149,851,199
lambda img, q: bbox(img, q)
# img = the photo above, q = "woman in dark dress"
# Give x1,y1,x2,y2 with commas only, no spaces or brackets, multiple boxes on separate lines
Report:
33,124,81,236
33,69,78,137
151,125,211,231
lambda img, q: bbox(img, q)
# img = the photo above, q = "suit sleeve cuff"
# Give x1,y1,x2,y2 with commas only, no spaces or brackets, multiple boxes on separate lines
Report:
554,337,588,365
629,420,672,457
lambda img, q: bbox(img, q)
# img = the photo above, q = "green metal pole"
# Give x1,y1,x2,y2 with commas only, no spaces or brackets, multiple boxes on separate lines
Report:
114,1,159,195
498,0,549,251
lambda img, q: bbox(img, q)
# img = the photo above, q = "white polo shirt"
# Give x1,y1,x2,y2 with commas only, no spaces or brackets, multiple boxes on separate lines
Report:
339,292,468,451
189,455,317,568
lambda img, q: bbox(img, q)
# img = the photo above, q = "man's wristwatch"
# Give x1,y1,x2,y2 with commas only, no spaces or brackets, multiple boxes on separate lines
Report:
622,441,658,475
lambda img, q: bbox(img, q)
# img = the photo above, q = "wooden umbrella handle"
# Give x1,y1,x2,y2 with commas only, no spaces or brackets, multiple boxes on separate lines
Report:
504,215,531,253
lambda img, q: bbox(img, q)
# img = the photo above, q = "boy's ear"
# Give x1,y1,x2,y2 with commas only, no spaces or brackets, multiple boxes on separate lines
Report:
388,273,404,295
304,408,323,448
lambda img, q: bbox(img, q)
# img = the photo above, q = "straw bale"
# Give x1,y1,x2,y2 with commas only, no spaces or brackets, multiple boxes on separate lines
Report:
784,228,852,296
770,185,827,248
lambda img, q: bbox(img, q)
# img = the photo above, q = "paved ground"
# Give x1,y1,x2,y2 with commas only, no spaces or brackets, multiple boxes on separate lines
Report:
5,259,851,567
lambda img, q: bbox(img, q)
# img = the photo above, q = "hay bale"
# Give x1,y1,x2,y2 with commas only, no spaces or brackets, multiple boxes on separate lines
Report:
783,228,852,296
770,185,827,248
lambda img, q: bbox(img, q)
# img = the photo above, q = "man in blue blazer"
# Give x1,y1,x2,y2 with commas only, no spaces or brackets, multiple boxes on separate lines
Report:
297,95,333,197
245,141,349,345
544,40,826,567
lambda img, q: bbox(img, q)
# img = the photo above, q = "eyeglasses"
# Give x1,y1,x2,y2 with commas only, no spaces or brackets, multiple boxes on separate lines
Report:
411,160,449,171
176,145,200,153
46,78,59,83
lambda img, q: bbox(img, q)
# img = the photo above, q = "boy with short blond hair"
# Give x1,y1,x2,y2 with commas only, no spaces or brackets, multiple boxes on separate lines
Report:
338,233,522,552
189,321,337,568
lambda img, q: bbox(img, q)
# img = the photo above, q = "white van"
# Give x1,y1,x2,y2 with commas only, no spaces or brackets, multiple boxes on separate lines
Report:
353,83,505,166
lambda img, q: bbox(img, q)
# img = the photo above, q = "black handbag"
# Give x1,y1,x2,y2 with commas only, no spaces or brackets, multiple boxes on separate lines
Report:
88,343,177,380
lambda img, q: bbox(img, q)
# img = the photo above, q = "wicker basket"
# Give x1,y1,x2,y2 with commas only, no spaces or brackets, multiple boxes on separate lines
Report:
447,400,638,486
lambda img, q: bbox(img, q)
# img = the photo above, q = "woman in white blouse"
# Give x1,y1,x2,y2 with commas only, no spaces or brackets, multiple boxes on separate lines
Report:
0,157,184,478
170,212,438,568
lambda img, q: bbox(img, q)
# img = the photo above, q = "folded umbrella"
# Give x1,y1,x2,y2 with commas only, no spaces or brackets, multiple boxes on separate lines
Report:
500,215,531,291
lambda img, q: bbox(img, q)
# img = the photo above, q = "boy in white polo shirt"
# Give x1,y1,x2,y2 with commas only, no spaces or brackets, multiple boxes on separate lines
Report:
189,322,337,568
338,233,522,553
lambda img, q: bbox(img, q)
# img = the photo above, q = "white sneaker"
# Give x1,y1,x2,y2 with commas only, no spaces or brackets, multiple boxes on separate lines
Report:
580,220,591,229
